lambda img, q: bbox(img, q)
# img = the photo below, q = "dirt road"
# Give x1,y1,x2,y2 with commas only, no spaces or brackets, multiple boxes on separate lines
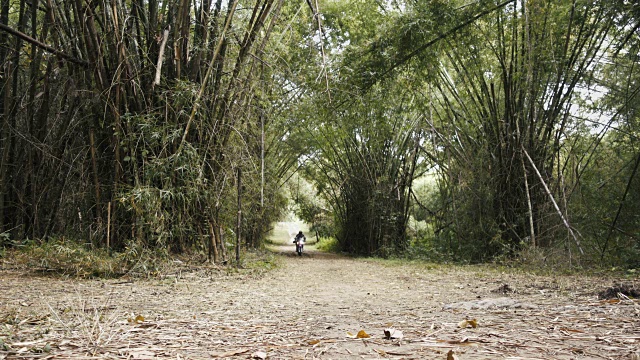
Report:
1,244,638,359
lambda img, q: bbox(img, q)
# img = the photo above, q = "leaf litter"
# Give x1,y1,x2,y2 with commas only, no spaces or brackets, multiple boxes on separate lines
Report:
0,246,638,359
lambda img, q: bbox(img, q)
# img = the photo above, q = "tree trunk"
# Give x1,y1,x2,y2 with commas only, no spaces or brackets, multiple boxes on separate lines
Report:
208,220,220,263
0,0,9,233
235,168,242,265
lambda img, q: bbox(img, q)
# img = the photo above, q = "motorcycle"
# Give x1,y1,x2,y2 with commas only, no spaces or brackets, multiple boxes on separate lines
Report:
294,237,305,256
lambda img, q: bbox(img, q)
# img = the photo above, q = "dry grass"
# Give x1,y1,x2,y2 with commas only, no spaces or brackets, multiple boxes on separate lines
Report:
1,246,639,359
1,238,174,278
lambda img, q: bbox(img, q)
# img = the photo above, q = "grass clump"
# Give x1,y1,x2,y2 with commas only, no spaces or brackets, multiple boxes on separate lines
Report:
2,238,171,278
240,248,282,275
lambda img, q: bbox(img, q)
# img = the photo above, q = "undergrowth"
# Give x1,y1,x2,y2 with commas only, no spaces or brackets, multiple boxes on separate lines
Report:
315,237,340,253
236,248,282,276
351,242,638,279
0,238,169,278
0,238,280,279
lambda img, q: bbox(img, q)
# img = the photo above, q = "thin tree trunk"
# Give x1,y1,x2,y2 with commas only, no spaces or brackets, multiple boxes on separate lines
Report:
218,224,227,262
178,0,190,79
154,27,170,87
522,156,535,247
0,0,9,232
24,0,45,238
208,220,220,263
3,0,26,237
236,168,242,265
0,77,8,232
261,110,264,207
89,128,102,222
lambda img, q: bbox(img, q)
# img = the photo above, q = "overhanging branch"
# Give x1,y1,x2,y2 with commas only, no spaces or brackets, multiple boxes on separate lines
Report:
0,23,89,67
364,0,516,91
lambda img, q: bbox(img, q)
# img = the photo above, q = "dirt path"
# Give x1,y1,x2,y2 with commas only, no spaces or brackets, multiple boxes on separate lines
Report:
1,244,639,359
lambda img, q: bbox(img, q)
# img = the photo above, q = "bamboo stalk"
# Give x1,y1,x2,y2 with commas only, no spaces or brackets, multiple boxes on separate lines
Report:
177,0,239,154
236,168,241,266
522,155,536,247
153,27,170,87
209,220,219,264
89,129,101,221
107,201,111,249
600,151,640,261
522,147,583,254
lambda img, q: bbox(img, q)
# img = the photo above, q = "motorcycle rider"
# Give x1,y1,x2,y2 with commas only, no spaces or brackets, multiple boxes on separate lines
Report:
293,231,306,254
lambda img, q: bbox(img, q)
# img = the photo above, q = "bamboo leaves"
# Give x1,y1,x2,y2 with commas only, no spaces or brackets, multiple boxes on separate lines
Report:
0,0,296,255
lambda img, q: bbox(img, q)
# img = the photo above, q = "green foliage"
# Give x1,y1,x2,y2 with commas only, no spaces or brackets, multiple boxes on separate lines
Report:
315,236,340,253
118,116,215,251
0,0,295,268
288,174,334,239
3,0,639,269
296,80,425,256
566,133,640,267
299,0,639,266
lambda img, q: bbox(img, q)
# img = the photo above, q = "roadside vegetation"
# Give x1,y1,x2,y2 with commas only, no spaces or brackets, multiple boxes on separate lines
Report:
1,0,639,274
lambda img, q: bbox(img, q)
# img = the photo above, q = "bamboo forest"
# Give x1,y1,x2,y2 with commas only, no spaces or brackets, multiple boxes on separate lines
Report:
2,0,638,265
1,0,640,358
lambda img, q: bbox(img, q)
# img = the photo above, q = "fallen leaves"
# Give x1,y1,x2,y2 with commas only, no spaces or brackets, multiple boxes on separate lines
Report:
347,328,406,340
375,348,412,356
346,330,370,339
559,327,585,333
439,337,481,345
458,318,478,329
210,348,250,358
127,314,145,324
1,257,639,360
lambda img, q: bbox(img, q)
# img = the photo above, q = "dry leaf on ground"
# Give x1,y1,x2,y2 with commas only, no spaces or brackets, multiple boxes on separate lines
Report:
252,350,267,359
447,349,459,360
210,348,250,357
458,318,478,328
347,330,371,338
384,328,403,339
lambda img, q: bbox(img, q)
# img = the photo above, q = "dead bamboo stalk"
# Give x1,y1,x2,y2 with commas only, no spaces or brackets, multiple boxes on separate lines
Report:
107,201,111,249
522,147,583,254
0,23,88,66
236,168,241,266
522,156,536,247
153,27,170,87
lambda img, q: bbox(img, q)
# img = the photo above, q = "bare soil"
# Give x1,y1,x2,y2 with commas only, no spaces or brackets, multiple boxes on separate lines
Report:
1,244,639,359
